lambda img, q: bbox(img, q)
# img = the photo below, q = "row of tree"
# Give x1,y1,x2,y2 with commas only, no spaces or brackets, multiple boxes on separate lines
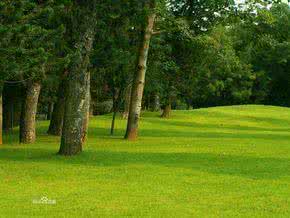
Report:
0,0,289,155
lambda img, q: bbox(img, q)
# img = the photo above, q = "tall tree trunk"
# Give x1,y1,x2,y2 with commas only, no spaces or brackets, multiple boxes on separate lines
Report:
122,85,131,119
125,1,156,140
19,82,41,144
59,3,96,155
47,80,66,136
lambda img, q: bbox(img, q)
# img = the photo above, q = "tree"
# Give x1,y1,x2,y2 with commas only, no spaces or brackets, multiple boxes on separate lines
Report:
91,1,138,135
231,2,290,106
19,81,41,143
146,32,179,118
47,72,67,136
59,1,99,155
0,0,65,143
125,0,157,140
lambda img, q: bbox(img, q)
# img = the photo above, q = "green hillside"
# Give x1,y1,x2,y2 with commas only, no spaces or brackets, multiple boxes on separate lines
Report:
1,105,290,217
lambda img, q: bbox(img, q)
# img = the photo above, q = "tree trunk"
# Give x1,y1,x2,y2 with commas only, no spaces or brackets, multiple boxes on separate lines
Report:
151,93,160,111
161,103,171,118
81,82,90,144
125,1,156,140
3,83,24,131
122,85,131,119
111,111,117,135
19,82,41,144
59,3,96,155
47,102,54,120
47,80,66,136
59,71,91,155
3,98,13,132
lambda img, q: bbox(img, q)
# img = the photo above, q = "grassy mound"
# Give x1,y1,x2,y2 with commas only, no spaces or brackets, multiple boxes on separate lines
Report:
1,105,290,217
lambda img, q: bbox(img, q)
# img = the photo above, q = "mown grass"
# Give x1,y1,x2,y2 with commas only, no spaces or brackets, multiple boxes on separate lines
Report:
0,105,290,217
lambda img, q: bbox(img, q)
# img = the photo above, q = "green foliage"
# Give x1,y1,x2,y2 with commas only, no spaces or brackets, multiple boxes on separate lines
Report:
0,0,66,82
231,3,290,106
178,26,254,107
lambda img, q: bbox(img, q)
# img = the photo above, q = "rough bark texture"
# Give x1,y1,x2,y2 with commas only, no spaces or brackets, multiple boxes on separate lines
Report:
161,104,171,118
59,71,91,155
47,80,66,136
59,3,96,155
122,85,131,119
81,80,91,144
125,1,156,140
19,82,41,144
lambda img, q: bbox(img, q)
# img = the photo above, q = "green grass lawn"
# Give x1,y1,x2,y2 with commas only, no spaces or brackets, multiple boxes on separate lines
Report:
1,105,290,217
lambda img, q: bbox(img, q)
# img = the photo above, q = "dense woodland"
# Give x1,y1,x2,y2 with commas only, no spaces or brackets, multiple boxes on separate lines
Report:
0,0,289,155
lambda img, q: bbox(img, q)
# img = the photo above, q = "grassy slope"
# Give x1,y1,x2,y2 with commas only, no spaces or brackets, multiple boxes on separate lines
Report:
0,105,290,217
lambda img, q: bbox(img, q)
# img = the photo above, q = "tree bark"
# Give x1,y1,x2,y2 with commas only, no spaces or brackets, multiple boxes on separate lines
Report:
47,80,66,136
19,82,41,144
59,3,96,155
161,103,171,118
111,111,117,135
47,102,54,120
125,0,156,140
81,80,91,144
122,85,131,119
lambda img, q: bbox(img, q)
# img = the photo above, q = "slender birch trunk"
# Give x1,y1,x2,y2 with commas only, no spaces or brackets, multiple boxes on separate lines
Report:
125,0,156,140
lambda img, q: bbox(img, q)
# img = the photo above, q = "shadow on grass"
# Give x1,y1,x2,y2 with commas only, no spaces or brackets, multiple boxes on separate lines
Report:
0,147,289,180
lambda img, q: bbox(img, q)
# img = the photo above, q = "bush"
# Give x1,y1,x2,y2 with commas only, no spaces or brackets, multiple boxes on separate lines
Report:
94,100,113,115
